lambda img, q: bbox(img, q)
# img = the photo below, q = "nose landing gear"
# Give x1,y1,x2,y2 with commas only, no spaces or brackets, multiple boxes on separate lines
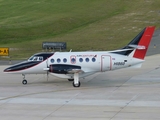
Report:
22,74,27,85
22,79,27,85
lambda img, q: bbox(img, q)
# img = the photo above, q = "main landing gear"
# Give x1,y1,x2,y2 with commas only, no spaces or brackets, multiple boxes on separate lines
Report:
72,73,81,87
68,73,81,87
22,74,27,85
73,81,81,87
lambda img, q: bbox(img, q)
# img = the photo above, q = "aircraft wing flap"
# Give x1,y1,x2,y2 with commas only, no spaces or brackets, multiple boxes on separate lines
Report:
67,69,84,74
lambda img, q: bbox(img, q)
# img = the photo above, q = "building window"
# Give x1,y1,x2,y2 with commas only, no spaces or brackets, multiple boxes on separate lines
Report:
85,58,89,62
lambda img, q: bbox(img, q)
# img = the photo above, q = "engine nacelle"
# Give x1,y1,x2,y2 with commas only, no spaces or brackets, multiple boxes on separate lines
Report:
49,64,81,74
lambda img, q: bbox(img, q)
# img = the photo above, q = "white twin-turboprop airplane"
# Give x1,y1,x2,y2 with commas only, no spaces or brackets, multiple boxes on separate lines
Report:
4,26,155,87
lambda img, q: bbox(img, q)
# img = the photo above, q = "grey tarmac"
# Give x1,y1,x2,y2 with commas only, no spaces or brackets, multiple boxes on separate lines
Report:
0,54,160,120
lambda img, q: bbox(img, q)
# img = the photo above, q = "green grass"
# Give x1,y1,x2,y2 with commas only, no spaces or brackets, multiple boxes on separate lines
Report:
0,0,160,59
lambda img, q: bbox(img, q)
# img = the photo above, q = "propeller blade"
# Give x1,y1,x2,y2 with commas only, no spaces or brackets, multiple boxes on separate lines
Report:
47,71,49,81
43,68,49,71
46,58,49,81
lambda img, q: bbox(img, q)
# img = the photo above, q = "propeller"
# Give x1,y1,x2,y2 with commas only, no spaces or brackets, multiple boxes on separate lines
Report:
43,58,50,81
46,58,49,81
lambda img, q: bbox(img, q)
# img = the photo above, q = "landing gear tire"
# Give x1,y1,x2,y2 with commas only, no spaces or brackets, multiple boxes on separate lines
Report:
22,80,27,85
68,79,74,81
73,81,81,87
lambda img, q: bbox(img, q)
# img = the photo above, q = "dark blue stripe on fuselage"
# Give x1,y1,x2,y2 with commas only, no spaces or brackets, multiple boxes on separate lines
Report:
110,49,133,56
4,61,41,72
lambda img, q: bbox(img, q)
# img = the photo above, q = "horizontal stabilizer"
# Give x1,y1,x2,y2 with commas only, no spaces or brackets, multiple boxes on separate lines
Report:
129,63,142,68
128,45,146,50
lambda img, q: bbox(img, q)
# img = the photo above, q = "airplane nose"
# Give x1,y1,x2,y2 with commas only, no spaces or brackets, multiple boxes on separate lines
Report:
3,67,11,72
3,65,16,73
3,61,40,73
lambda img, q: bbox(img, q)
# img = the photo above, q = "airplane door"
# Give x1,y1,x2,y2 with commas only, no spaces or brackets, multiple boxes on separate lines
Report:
101,55,111,71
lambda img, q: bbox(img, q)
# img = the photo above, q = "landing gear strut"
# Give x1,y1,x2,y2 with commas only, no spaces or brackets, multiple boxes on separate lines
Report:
22,74,27,85
73,73,81,87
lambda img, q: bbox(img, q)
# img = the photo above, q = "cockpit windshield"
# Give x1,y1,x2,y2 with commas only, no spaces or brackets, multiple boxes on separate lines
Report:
28,52,54,62
28,56,43,61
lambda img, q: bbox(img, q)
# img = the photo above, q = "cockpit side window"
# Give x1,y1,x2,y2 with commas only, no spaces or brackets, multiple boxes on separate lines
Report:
28,53,53,61
38,57,43,61
28,56,43,61
33,57,38,61
28,56,34,61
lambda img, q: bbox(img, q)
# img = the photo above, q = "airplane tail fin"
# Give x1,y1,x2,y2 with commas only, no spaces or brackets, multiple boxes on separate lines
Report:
123,26,155,59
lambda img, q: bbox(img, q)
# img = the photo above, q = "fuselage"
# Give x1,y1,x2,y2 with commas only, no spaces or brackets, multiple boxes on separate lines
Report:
4,51,144,77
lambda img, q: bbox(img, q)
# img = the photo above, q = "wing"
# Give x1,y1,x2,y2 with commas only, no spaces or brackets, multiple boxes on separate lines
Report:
67,69,84,74
47,64,83,74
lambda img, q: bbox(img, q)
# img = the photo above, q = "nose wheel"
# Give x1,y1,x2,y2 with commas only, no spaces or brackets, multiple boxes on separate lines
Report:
22,80,27,85
22,74,27,85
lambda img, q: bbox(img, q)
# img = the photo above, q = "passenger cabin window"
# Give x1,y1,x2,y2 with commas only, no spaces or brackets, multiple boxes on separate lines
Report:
85,58,89,62
92,58,96,62
79,58,83,62
51,59,54,63
63,58,67,63
57,58,61,63
71,58,76,63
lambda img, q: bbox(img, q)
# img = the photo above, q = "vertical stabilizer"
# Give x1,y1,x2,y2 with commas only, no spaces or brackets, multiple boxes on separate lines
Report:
133,26,155,59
